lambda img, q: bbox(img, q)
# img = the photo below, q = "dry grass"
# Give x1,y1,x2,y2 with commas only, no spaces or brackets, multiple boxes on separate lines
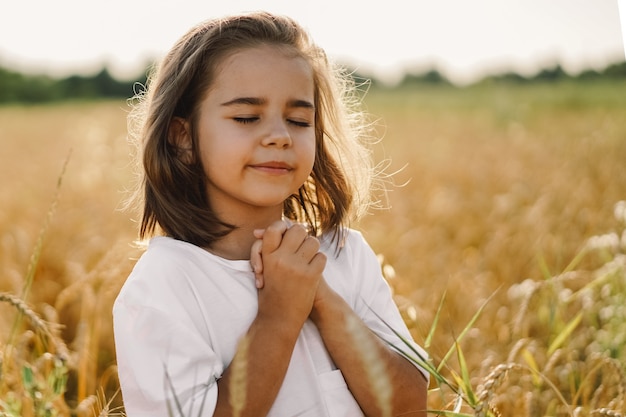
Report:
1,80,625,415
362,81,626,352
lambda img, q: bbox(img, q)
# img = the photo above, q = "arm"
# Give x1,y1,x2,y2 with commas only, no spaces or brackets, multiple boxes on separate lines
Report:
310,280,428,417
250,224,428,415
212,313,300,416
213,222,325,416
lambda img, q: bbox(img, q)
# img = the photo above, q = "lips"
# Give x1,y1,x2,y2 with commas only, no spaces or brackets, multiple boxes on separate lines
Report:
249,161,293,174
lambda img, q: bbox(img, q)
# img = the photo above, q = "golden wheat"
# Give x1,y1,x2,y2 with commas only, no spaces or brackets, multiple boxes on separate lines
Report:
2,81,626,415
228,334,250,417
345,313,392,417
0,292,63,353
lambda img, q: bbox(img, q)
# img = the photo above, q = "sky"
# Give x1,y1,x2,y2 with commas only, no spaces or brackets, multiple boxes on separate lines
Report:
1,0,625,85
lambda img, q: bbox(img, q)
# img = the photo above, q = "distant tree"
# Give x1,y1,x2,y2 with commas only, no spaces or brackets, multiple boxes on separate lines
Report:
486,71,529,84
576,69,602,81
0,64,148,104
59,74,97,97
1,57,624,104
0,67,59,102
399,69,451,86
0,67,23,102
93,67,136,97
533,64,569,82
602,61,626,78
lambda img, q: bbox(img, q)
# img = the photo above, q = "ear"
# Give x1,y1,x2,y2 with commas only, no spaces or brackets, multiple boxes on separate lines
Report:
168,117,193,164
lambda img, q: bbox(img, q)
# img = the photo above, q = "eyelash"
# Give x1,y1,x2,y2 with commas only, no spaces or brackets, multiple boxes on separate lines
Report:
234,117,258,124
289,120,311,128
233,117,311,128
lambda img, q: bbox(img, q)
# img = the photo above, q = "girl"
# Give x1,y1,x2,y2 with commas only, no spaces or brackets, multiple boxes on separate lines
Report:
113,11,429,417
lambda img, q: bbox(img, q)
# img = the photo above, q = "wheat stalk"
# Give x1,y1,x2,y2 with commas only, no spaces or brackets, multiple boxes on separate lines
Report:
0,292,64,352
345,314,392,417
589,356,626,412
75,386,124,417
591,409,623,417
475,363,519,417
506,337,529,363
76,394,98,417
229,334,250,417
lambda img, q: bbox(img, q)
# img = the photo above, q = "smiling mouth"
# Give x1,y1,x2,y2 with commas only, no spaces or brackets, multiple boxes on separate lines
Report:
249,161,293,174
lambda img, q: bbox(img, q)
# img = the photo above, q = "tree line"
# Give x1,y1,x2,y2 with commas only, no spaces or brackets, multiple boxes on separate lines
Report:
0,66,148,103
379,60,626,88
1,59,625,104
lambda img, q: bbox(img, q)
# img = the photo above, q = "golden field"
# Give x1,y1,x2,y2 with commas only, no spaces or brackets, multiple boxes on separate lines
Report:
1,80,626,416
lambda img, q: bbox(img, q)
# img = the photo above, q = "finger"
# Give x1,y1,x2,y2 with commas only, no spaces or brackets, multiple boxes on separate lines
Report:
250,239,264,288
253,229,265,239
308,252,327,273
255,270,264,289
261,220,289,253
297,235,321,261
280,223,310,253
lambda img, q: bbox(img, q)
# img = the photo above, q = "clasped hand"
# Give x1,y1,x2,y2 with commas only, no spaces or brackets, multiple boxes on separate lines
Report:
250,220,327,324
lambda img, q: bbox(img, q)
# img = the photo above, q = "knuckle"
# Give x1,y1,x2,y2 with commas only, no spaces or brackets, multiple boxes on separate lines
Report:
309,237,320,250
291,223,308,233
267,219,287,232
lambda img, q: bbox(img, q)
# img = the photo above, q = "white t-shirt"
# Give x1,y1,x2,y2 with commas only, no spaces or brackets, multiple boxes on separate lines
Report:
113,229,429,417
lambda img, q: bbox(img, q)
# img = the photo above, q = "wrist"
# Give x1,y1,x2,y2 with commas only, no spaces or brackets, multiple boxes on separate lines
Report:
253,310,303,343
310,282,344,325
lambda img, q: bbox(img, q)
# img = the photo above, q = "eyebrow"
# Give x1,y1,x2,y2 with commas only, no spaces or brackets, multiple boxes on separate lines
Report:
221,97,315,110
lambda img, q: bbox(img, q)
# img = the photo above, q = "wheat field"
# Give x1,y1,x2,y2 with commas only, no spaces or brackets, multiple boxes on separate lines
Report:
1,80,625,416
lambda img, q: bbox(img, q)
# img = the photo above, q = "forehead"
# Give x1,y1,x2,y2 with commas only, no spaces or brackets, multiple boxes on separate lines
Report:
208,44,315,100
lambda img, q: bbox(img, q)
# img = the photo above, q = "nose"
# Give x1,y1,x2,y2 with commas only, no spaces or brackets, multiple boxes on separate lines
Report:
261,117,292,148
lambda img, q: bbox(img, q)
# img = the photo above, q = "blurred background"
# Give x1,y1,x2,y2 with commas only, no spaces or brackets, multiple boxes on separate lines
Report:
1,1,626,416
0,0,624,91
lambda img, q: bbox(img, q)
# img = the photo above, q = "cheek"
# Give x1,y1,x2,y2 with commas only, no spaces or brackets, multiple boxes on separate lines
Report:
198,142,232,182
302,134,317,170
197,125,243,165
202,144,241,174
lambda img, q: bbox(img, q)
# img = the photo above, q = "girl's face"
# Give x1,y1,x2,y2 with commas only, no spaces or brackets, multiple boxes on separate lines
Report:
190,44,316,223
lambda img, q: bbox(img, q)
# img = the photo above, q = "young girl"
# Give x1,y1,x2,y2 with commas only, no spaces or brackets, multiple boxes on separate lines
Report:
113,11,429,417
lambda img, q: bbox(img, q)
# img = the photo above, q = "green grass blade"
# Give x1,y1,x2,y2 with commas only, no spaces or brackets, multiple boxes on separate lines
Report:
21,151,71,302
366,303,459,393
548,311,583,355
521,348,542,386
455,341,477,406
425,290,447,349
426,410,474,417
537,253,552,280
436,290,497,372
561,247,588,275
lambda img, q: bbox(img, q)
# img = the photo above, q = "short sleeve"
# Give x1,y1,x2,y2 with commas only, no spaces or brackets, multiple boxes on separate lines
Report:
349,232,431,382
113,300,222,417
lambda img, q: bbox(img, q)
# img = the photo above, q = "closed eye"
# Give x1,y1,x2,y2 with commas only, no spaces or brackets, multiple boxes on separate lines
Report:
288,119,312,128
234,117,259,124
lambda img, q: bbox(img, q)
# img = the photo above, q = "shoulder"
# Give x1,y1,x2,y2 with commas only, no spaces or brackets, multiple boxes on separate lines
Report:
133,235,221,275
114,237,207,307
136,236,202,264
320,227,375,261
319,227,381,279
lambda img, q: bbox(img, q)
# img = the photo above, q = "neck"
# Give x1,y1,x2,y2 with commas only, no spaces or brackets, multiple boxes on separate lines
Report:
207,207,283,260
205,228,256,260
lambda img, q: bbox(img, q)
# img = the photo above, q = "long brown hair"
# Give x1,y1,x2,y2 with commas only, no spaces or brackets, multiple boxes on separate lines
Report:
127,11,376,248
